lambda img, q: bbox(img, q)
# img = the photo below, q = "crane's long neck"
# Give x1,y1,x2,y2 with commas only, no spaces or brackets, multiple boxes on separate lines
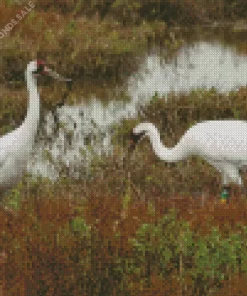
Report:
147,128,189,162
21,71,40,141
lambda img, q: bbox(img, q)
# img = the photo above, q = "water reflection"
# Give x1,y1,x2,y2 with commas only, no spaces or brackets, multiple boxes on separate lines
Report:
129,41,247,96
28,40,247,179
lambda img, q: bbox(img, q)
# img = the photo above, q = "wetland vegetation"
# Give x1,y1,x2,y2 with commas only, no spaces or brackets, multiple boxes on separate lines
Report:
0,0,247,295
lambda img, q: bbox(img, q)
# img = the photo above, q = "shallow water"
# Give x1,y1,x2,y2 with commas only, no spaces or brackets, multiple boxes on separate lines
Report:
28,33,247,179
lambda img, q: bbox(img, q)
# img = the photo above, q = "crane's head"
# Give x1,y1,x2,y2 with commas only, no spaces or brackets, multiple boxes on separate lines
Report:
26,60,71,81
128,122,155,153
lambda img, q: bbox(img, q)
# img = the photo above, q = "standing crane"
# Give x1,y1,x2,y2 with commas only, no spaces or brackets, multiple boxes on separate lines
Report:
0,60,70,198
129,121,247,203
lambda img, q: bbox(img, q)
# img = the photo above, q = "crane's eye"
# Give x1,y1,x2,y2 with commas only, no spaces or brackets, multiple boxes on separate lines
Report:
138,131,146,139
33,60,45,74
130,131,145,144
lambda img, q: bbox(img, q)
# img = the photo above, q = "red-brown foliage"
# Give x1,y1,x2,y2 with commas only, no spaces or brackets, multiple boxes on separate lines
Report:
0,197,82,295
128,271,181,296
83,193,163,254
0,189,246,295
215,274,247,296
153,194,247,236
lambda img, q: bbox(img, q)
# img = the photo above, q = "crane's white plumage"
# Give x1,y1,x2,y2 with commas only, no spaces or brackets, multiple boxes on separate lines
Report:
0,60,70,195
132,121,247,186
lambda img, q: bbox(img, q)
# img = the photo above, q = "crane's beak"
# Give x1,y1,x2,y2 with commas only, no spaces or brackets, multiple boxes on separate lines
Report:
44,66,71,82
128,132,145,154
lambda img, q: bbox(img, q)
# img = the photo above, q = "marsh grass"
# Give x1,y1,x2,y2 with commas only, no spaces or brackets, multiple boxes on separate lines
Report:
1,1,247,294
0,3,175,84
1,0,246,87
2,187,247,295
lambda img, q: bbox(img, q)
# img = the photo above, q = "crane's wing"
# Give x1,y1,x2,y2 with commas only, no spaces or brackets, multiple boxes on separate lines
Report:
0,129,18,169
189,121,247,162
0,149,10,169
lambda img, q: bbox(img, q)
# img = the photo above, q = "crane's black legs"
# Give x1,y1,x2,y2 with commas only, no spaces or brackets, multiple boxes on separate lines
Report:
220,186,230,204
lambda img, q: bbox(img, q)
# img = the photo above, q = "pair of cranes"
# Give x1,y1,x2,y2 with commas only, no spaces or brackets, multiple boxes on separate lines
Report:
0,60,246,203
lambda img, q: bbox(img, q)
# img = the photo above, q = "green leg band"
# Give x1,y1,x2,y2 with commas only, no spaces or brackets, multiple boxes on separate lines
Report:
220,187,230,203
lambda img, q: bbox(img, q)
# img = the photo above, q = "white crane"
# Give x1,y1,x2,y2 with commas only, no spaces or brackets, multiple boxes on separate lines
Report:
0,60,70,198
130,121,247,203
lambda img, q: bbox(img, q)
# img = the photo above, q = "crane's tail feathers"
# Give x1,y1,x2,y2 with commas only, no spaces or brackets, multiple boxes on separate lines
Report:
222,164,242,186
